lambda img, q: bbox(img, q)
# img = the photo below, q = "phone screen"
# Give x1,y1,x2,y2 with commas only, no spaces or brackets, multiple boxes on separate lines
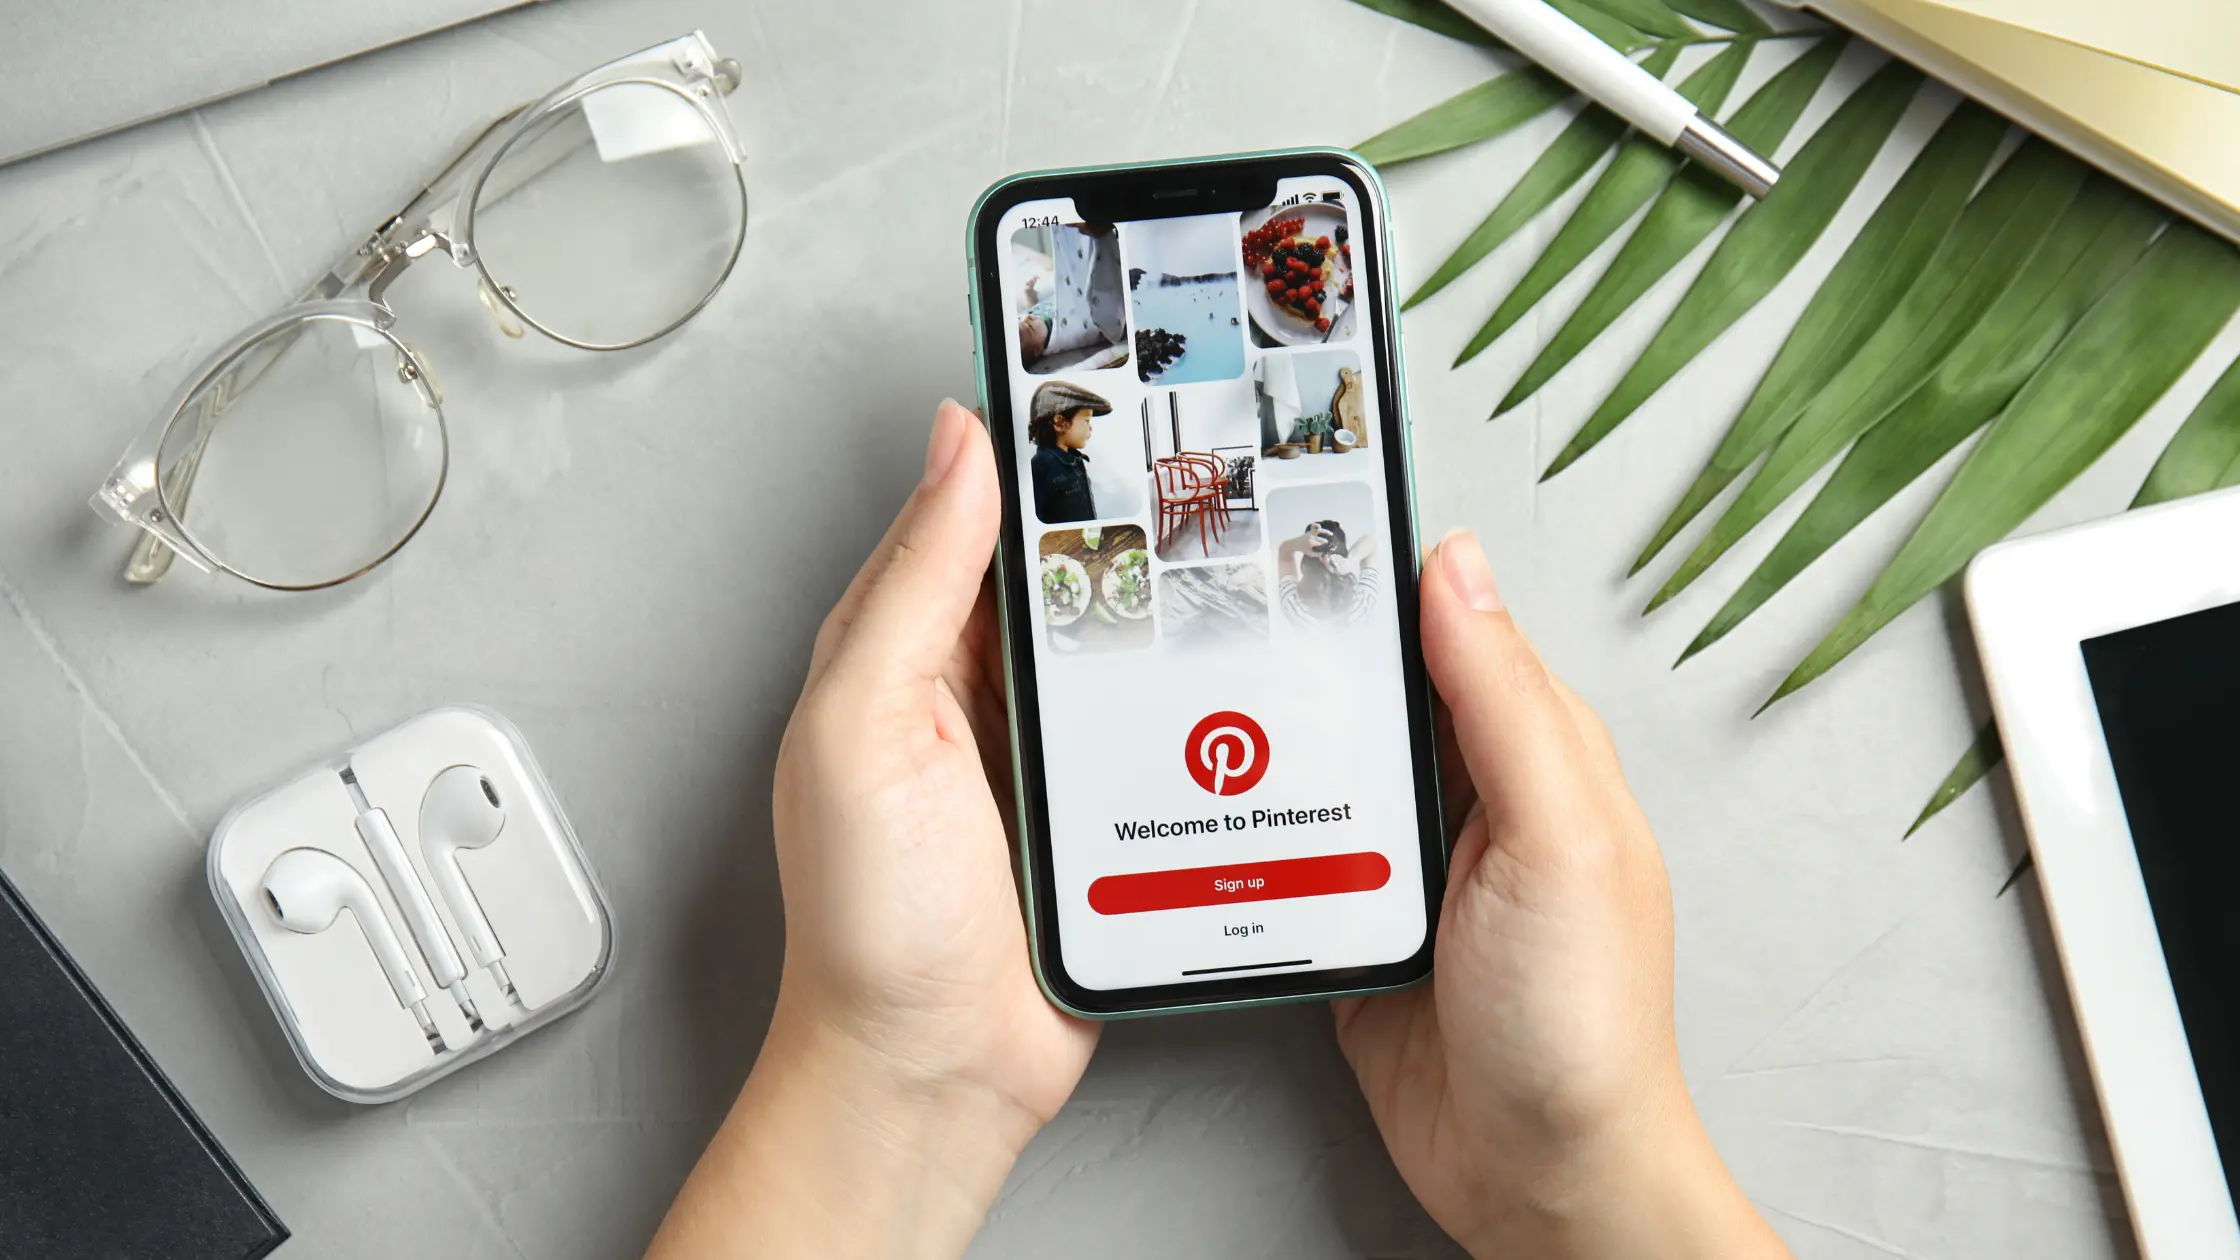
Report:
973,155,1442,1011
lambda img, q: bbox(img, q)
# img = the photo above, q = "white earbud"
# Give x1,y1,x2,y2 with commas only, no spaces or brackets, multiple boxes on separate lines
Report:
260,848,443,1051
421,766,519,1003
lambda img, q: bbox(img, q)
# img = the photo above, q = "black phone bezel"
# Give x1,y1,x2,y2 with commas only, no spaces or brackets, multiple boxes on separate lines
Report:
969,150,1445,1016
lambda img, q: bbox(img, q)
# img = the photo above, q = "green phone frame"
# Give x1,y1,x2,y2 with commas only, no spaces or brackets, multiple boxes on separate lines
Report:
965,148,1446,1019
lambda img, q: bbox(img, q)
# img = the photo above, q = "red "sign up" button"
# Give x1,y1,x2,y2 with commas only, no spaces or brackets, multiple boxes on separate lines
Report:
1088,852,1392,916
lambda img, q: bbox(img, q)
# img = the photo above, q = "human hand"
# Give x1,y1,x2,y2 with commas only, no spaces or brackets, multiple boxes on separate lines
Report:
770,396,1097,1155
646,401,1097,1260
1335,531,1787,1260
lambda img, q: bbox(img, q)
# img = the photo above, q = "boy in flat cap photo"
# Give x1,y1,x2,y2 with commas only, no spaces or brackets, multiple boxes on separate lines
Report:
1027,380,1112,523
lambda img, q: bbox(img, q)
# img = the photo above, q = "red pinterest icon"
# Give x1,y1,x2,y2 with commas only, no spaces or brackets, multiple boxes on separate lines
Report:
1185,711,1270,796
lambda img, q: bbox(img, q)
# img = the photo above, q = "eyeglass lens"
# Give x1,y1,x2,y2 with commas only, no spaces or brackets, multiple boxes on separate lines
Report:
149,73,743,587
158,318,445,588
471,82,744,349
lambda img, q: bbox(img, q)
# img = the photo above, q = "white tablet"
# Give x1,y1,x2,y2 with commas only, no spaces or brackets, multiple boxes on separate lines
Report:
1968,485,2240,1259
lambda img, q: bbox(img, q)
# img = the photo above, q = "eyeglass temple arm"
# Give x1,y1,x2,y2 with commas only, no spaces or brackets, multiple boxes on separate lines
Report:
125,57,742,584
120,326,299,582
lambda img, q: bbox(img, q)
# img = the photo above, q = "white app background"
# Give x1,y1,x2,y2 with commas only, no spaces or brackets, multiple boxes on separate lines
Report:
999,182,1428,992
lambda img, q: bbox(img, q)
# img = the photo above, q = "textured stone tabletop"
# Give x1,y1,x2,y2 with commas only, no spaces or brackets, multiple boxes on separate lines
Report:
8,0,2231,1255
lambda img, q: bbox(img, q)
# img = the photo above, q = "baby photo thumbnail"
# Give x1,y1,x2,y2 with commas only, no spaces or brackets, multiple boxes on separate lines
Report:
1012,222,1127,375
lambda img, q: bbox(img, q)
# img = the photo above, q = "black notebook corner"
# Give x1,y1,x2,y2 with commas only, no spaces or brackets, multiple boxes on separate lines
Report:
0,866,288,1259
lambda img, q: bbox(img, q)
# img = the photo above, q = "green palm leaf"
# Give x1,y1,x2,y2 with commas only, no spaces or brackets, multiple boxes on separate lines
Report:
2134,355,2240,507
1906,722,2002,837
1343,0,1655,53
1648,140,2089,612
1997,854,2035,897
1547,0,1653,50
1630,103,2008,575
1911,351,2240,836
1680,176,2165,664
1570,0,1698,40
1766,222,2240,711
1344,1,2240,845
1541,58,1925,476
1451,38,1758,363
1664,0,1771,33
1358,68,1576,166
1407,41,1684,309
1493,37,1847,416
1344,0,1503,45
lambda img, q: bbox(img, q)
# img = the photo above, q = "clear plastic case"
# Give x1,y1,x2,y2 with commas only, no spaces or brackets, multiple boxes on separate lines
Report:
208,706,613,1103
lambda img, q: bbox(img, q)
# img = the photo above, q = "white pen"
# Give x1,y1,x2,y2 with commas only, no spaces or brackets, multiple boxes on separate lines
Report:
1444,0,1783,197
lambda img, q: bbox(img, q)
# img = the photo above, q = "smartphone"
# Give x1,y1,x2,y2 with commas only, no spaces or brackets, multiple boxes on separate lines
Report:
966,149,1444,1017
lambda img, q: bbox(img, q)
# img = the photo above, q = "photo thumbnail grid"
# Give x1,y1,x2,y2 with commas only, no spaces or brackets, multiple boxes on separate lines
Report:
1006,185,1363,414
1008,185,1384,658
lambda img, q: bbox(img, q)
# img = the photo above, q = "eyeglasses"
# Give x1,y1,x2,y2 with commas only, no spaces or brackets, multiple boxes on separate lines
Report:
91,32,748,590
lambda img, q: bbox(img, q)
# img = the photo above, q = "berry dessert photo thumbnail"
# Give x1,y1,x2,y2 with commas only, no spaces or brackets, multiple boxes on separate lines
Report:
1242,195,1355,347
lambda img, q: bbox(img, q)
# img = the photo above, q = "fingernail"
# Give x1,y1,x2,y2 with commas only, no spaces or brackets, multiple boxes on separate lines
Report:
1439,529,1503,612
923,399,967,486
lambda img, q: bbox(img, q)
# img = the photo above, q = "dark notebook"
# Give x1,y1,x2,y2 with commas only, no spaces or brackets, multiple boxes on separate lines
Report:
0,867,287,1259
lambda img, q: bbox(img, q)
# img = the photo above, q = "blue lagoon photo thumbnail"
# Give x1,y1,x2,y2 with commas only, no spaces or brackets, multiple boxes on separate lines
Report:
1124,213,1246,387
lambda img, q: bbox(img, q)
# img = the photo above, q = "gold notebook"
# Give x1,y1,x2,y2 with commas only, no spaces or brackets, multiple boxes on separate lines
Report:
1778,0,2240,243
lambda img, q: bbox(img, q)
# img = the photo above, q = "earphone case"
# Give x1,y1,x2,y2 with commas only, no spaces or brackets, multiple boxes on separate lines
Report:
208,706,614,1103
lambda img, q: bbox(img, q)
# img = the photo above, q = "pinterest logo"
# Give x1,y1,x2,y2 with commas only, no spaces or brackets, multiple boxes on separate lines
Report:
1185,711,1270,796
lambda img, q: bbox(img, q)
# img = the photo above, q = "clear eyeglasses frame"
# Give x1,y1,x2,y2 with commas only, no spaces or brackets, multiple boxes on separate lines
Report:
92,31,749,591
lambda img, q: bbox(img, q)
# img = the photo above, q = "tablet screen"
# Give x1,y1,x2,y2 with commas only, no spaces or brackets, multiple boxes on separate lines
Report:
2084,599,2240,1183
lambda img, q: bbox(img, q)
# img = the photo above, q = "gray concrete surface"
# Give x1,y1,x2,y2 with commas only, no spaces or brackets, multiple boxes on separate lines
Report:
7,1,2234,1255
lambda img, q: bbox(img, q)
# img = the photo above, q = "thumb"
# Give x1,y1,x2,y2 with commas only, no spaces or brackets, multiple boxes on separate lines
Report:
809,400,1000,691
1419,530,1592,844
